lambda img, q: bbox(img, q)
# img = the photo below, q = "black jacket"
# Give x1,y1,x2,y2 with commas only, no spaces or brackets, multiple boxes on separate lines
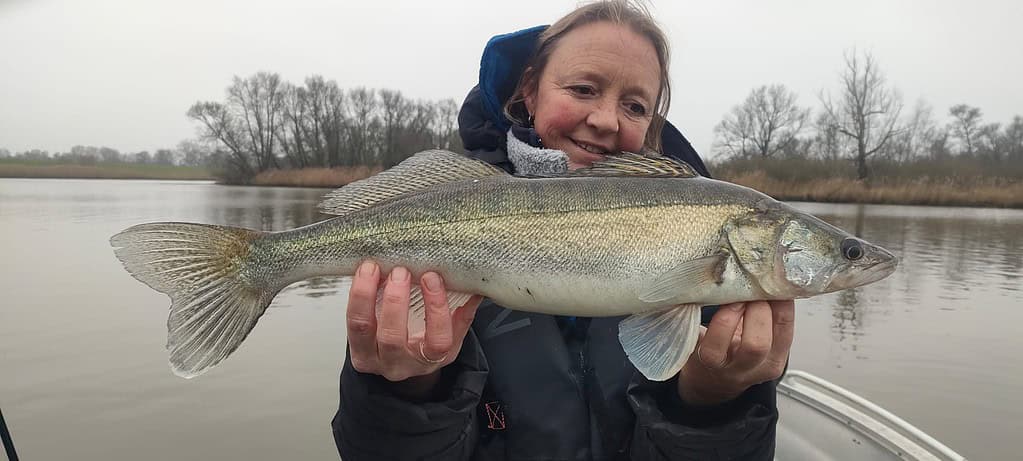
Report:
332,26,779,461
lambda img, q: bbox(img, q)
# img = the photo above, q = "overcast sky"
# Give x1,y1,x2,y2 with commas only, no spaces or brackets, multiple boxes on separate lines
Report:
1,0,1021,158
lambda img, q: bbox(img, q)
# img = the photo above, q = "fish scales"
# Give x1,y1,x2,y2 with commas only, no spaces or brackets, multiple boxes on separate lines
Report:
247,176,756,315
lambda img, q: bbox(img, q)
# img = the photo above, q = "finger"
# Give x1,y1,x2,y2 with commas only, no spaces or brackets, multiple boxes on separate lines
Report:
731,315,744,349
420,272,454,362
376,266,412,364
698,303,745,368
451,295,482,345
346,261,380,370
765,300,796,375
731,300,774,371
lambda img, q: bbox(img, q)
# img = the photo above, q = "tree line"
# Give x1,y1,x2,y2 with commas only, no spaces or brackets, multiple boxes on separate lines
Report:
713,50,1023,180
2,72,464,183
0,144,207,167
187,72,462,182
7,53,1020,185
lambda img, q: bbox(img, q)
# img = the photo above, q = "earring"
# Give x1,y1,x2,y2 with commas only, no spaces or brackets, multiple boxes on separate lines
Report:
527,113,535,128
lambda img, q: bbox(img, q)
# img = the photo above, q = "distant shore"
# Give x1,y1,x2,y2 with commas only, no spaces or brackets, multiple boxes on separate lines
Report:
0,161,214,181
3,162,1021,209
249,166,1023,209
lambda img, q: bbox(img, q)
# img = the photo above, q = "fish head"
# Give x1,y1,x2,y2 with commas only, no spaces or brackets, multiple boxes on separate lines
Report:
727,201,899,298
775,216,899,296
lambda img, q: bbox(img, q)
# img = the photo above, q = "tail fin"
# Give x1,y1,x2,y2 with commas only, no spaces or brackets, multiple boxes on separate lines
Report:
111,222,277,378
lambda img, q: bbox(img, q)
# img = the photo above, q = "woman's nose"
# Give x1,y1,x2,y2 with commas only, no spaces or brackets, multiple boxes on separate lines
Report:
586,101,619,134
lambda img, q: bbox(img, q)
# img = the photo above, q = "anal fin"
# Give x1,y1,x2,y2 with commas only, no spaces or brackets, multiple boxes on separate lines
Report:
618,304,702,381
376,285,474,338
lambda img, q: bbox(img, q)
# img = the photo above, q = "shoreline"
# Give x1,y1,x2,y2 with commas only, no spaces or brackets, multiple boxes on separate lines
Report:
0,162,214,181
4,163,1020,209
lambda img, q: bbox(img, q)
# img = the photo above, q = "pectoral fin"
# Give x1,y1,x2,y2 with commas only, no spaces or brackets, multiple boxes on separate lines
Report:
639,251,729,303
618,304,702,381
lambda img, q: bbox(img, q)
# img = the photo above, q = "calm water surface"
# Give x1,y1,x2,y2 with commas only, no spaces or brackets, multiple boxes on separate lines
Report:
1,178,1020,460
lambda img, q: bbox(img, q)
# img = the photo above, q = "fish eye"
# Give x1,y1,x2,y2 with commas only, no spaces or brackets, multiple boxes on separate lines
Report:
841,238,864,261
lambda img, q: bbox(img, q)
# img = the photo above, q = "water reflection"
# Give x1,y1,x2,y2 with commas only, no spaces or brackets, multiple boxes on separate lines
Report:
205,186,328,231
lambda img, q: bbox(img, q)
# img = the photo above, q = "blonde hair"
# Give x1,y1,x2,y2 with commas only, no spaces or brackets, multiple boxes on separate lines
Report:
504,0,671,152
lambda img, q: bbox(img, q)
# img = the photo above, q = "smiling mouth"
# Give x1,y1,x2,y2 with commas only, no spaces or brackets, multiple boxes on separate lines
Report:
572,139,610,155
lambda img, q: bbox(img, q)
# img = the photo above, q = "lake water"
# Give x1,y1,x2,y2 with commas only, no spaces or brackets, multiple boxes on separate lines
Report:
1,178,1020,460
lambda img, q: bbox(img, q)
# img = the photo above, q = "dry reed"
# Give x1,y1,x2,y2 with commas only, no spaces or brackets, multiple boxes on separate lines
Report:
725,171,1023,208
249,166,383,188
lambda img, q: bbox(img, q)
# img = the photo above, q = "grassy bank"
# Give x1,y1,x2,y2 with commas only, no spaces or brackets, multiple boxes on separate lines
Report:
0,160,214,180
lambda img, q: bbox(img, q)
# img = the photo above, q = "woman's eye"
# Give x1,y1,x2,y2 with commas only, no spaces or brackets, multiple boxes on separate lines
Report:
570,85,596,96
626,102,647,116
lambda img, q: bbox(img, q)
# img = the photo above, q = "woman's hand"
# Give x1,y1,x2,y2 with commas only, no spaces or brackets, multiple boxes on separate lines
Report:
346,261,481,398
677,300,795,405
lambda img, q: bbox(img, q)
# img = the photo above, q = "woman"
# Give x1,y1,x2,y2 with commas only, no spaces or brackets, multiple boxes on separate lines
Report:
333,2,794,459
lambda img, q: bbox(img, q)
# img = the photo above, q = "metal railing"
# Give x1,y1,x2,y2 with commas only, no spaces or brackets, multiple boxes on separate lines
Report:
0,407,17,461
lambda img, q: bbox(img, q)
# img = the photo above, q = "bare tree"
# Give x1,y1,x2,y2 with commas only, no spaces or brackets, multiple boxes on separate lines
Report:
154,149,176,165
948,104,983,156
379,89,412,167
1004,116,1023,162
227,72,285,171
345,87,379,166
277,82,311,168
187,72,482,180
714,84,809,158
177,139,211,167
820,50,904,179
884,99,938,162
304,76,347,167
975,122,1002,160
928,129,952,159
434,98,462,151
187,101,256,177
812,112,845,160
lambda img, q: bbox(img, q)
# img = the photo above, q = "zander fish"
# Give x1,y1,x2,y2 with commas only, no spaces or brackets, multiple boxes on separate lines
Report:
111,150,897,380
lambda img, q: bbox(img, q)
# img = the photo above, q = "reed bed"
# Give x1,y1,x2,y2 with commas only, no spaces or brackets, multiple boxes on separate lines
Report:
249,166,383,188
725,171,1023,208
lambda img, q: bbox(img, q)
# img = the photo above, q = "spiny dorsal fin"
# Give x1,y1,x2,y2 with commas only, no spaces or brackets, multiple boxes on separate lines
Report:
567,152,699,178
318,150,507,216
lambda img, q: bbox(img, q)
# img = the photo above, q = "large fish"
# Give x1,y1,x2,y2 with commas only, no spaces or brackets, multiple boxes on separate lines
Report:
111,150,897,380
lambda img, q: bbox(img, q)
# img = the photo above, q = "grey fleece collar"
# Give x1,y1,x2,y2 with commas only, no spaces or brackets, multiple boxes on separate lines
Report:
506,128,568,176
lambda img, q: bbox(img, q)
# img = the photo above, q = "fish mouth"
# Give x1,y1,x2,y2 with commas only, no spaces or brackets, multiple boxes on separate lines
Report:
826,256,899,292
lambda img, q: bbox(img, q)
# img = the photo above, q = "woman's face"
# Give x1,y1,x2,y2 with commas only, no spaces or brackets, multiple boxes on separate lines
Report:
524,21,661,169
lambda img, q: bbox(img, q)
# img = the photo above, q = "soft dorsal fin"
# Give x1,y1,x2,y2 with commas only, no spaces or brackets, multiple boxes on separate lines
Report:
318,150,507,216
567,152,700,178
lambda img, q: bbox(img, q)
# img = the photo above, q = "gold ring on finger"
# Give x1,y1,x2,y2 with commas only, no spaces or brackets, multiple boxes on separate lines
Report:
696,344,711,367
